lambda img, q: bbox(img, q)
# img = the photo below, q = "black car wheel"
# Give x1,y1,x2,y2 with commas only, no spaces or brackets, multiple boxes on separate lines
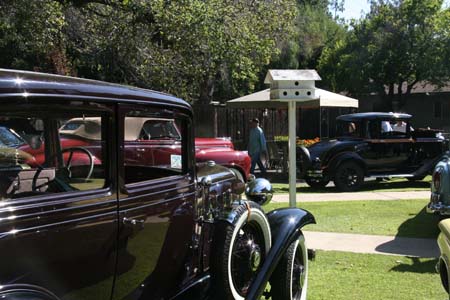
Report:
271,235,308,300
304,177,329,189
212,202,271,300
334,162,364,192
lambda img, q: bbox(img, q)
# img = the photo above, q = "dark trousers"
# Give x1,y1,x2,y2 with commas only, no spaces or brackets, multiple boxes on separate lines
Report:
250,151,266,174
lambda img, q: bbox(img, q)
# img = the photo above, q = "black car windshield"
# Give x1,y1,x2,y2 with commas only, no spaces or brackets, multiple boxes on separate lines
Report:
336,120,361,138
0,126,25,147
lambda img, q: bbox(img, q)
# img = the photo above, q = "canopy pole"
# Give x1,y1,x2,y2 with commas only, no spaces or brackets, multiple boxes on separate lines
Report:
288,101,297,207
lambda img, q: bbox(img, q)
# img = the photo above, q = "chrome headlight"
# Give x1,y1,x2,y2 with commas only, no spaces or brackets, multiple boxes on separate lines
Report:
245,178,273,206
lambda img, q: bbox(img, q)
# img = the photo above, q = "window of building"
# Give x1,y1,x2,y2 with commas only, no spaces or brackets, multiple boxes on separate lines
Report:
0,112,107,200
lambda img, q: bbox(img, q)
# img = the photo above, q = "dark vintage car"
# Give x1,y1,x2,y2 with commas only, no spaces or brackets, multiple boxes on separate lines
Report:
298,112,449,192
0,69,315,300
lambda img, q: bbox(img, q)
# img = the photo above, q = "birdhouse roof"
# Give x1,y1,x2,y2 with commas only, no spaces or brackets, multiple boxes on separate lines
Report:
264,69,321,84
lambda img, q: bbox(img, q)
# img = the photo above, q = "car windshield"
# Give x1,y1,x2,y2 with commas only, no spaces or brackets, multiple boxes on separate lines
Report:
0,126,25,148
140,120,181,140
336,120,362,138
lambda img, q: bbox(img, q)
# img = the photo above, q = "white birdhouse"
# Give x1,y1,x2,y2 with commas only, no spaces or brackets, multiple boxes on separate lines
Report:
264,69,321,101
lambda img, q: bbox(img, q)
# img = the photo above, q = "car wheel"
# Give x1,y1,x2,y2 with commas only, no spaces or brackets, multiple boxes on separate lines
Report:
271,234,308,300
334,162,364,192
304,177,329,189
212,202,271,300
230,167,245,183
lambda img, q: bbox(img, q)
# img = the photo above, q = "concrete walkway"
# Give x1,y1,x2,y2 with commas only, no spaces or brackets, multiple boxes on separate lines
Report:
271,191,437,257
272,190,430,203
304,231,439,258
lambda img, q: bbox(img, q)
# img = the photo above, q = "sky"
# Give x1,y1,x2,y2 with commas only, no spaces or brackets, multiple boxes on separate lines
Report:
338,0,370,20
338,0,450,21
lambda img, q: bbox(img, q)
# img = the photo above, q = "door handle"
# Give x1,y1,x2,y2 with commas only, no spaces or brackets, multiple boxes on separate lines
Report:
136,148,146,152
123,217,145,226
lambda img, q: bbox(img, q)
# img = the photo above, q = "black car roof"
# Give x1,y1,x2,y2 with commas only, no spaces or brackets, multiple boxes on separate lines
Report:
337,112,412,121
0,69,191,111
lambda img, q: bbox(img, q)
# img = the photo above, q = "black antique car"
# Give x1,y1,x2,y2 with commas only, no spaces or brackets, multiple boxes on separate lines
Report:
0,69,315,300
298,112,449,192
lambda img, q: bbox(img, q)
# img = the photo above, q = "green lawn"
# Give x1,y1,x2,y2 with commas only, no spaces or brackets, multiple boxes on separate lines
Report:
307,250,446,300
265,199,441,238
271,176,431,194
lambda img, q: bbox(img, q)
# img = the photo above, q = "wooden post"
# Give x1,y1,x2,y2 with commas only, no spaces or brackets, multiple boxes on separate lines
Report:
288,101,297,207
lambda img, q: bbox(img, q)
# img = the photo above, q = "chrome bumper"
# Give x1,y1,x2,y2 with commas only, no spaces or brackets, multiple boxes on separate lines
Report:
427,193,450,215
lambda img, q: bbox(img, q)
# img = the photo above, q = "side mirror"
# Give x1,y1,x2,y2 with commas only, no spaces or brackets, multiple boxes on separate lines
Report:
245,178,273,206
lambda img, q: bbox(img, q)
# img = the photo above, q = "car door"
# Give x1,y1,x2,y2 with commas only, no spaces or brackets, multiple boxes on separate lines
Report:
0,101,118,300
113,104,197,300
364,119,412,174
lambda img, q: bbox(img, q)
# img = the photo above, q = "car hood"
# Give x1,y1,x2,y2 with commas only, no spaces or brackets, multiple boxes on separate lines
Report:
195,137,234,149
195,147,248,161
308,139,362,160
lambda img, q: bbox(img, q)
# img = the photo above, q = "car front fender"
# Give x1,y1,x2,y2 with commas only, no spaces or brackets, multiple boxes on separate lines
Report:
246,207,315,300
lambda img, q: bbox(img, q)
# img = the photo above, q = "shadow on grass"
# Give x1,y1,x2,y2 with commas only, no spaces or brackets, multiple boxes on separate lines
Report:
390,257,439,274
375,207,440,271
395,207,441,239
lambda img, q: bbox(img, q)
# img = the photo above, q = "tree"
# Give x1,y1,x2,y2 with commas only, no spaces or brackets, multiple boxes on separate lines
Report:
0,0,297,104
319,0,450,110
269,1,346,73
0,0,68,74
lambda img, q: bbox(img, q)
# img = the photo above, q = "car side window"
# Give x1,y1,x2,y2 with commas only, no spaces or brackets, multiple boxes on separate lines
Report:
367,121,379,139
123,110,186,185
0,113,107,200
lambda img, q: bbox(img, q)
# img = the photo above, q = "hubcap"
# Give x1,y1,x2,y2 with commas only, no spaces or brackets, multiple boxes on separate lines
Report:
341,167,358,187
231,222,265,297
250,249,261,271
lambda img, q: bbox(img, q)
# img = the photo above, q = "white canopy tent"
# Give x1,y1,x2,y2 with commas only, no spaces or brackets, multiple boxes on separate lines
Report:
227,73,358,207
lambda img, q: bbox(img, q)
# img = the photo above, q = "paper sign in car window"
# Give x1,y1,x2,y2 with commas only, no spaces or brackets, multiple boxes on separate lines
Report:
171,154,182,169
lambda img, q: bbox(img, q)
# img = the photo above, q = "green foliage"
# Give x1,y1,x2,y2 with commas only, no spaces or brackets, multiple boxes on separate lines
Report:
270,2,346,73
0,0,67,73
318,0,450,109
0,0,297,103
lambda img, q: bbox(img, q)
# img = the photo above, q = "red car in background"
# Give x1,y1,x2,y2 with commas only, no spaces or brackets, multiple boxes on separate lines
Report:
57,117,251,181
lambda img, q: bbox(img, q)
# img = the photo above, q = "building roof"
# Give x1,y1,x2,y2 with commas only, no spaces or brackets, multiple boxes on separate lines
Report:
337,112,412,122
385,82,450,95
0,69,191,110
264,69,321,84
226,88,358,109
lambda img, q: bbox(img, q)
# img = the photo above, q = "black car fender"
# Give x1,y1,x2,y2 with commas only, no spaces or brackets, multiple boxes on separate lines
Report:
296,145,312,178
245,207,315,300
327,151,367,175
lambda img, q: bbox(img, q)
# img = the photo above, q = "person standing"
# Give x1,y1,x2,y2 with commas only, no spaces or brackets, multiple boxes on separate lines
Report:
248,118,267,175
